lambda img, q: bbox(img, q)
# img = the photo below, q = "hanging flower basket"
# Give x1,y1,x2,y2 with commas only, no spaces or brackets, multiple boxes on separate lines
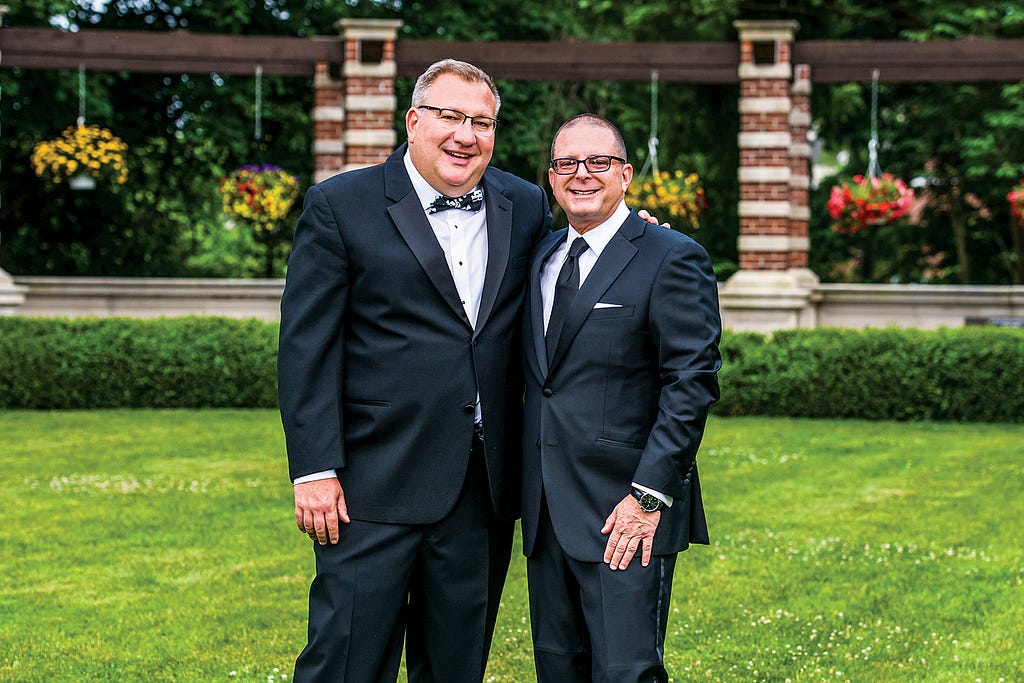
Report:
827,173,914,234
30,124,129,187
1007,180,1024,228
219,164,300,237
626,170,707,231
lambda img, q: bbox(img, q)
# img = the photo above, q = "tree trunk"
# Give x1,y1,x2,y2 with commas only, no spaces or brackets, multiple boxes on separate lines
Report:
949,190,971,284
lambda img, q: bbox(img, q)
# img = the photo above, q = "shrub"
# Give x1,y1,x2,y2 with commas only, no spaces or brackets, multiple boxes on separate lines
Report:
715,326,1024,422
1,319,1022,421
0,317,278,409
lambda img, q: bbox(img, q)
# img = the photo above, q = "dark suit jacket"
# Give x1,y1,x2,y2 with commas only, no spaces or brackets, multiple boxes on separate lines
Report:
279,145,551,524
521,211,722,562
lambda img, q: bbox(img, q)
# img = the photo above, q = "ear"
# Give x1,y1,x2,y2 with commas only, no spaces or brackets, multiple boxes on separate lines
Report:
547,167,556,189
621,163,634,192
405,108,419,142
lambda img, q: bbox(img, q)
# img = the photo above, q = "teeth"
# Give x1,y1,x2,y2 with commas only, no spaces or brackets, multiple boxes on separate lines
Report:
447,151,470,159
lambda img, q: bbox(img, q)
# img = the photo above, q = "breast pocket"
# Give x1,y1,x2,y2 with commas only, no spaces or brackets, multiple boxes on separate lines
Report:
588,305,636,321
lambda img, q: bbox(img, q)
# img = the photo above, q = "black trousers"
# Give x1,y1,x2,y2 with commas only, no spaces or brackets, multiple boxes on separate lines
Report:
527,498,676,683
294,438,513,683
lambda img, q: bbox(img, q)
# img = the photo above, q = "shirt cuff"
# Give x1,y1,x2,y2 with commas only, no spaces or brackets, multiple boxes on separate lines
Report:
294,469,337,486
632,482,673,508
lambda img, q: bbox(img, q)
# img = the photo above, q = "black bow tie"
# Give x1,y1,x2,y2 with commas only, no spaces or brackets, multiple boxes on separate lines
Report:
427,188,484,214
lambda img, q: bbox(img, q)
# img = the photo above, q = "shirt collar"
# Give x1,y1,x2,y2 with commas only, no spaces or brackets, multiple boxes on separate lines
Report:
404,151,482,213
567,201,631,257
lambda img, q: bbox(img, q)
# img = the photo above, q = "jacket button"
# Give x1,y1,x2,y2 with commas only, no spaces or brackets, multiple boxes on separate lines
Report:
542,388,553,397
463,404,475,413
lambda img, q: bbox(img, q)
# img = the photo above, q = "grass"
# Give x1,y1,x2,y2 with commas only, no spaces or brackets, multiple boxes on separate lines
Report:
1,411,1021,682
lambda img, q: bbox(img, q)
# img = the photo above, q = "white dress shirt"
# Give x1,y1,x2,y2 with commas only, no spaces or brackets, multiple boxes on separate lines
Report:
294,154,488,486
539,201,672,507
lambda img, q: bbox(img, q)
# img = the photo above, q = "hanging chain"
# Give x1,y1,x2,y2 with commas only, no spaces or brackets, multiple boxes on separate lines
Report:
77,63,87,127
254,65,263,143
865,68,882,179
639,69,660,178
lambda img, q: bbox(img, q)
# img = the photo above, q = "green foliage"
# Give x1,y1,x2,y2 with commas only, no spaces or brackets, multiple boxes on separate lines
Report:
2,0,1024,284
717,326,1024,422
1,411,1021,680
0,317,278,409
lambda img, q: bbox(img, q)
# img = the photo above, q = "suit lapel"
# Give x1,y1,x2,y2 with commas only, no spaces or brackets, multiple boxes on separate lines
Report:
530,230,566,377
474,172,513,337
385,146,473,330
548,214,643,371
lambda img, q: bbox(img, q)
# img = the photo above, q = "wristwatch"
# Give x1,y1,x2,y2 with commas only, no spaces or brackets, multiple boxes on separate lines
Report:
631,487,664,513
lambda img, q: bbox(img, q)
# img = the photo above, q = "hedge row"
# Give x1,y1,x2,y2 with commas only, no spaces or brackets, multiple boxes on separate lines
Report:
1,318,1021,421
715,326,1024,422
0,317,278,409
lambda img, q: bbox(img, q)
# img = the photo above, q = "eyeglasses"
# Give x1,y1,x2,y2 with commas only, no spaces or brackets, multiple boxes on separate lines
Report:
417,105,499,135
549,155,626,175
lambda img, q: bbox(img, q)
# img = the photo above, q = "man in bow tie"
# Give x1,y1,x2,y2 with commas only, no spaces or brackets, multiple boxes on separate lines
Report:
521,114,722,683
278,58,549,682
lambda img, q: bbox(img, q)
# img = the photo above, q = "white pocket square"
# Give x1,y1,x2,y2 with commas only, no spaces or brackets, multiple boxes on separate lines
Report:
593,302,623,309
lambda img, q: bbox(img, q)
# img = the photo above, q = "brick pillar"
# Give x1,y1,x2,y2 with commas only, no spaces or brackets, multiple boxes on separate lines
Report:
312,19,401,183
313,62,346,183
734,20,800,271
788,64,813,276
720,21,818,333
337,18,401,173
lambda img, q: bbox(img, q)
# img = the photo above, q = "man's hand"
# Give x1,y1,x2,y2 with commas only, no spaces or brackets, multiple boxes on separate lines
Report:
636,208,671,229
294,478,350,545
601,495,661,570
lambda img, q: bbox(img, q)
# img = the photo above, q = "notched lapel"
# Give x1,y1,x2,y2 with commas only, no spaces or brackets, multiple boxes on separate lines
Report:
548,222,640,370
531,231,565,378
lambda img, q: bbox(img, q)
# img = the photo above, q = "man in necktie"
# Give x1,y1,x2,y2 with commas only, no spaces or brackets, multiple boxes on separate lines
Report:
278,59,551,683
521,114,722,683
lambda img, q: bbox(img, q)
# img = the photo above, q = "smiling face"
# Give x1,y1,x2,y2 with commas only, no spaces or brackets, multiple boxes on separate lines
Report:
548,121,632,234
406,73,498,197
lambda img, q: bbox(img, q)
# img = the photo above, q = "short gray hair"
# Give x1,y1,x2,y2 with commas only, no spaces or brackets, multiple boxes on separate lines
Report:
411,59,501,115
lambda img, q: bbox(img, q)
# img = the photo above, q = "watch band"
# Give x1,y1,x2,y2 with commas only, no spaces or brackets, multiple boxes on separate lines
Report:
631,487,663,513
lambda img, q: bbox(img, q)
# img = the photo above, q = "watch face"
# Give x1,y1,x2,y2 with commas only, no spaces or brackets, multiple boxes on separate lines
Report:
638,493,661,512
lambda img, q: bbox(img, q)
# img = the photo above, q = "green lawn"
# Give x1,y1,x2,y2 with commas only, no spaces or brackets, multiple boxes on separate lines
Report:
1,411,1021,682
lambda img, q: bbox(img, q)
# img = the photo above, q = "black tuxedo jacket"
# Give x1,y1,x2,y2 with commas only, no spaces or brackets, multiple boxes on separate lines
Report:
521,211,722,562
279,145,551,524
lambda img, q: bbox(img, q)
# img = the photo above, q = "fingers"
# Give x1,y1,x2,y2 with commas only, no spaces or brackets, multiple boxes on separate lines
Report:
641,536,653,567
294,478,348,545
602,496,661,570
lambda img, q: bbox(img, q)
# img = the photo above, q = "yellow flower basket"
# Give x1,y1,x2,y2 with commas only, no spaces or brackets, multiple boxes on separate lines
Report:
219,164,300,237
626,170,707,231
31,124,129,185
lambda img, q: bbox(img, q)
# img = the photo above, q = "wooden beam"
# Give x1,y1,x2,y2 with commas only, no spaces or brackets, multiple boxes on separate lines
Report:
793,39,1024,82
0,27,342,76
396,40,741,83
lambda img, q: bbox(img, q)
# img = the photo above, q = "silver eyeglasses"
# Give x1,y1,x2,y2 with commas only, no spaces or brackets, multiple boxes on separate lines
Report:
417,105,499,135
550,155,626,175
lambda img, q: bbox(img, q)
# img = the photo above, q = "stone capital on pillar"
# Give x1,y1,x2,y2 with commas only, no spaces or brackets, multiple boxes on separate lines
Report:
0,268,28,315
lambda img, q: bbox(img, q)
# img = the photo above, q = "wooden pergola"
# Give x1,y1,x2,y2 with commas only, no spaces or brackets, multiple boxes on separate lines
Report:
2,26,1024,83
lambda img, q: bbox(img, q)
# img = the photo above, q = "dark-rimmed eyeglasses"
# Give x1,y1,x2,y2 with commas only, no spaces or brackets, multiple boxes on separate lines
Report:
417,105,499,135
549,155,626,175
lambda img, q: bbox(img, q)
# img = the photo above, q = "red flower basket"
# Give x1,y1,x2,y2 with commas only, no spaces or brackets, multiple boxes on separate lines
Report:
1008,181,1024,228
827,173,914,234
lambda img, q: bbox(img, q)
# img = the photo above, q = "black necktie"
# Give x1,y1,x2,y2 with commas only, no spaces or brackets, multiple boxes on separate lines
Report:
546,237,588,363
427,187,484,214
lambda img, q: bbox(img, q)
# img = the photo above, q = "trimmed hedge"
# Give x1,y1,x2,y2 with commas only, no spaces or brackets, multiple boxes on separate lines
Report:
716,326,1024,422
0,317,278,409
1,318,1021,421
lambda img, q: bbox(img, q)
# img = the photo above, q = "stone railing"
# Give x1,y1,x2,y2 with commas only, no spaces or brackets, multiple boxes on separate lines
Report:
4,272,1022,332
